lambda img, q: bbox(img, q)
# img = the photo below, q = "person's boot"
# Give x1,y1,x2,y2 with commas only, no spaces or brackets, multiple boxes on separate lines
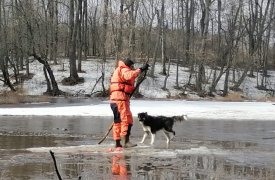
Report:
114,139,123,151
115,139,122,148
121,136,136,148
125,135,137,148
120,136,126,147
123,124,137,148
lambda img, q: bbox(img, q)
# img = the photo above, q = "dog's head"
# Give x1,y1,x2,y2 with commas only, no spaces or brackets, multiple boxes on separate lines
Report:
137,112,148,122
172,114,188,121
182,115,188,121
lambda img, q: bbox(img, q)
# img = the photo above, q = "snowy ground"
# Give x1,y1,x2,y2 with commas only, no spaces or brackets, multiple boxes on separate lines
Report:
1,58,274,100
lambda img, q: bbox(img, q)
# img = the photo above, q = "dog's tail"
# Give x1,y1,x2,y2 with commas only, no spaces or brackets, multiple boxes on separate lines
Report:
172,115,188,122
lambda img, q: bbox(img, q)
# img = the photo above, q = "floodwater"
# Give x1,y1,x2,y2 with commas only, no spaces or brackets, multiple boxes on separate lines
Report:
1,103,275,179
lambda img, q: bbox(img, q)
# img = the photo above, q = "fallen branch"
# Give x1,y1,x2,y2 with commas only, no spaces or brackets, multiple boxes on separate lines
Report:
49,150,62,180
91,75,103,95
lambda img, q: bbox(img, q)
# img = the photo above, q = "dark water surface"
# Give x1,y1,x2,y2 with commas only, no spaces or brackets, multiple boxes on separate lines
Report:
0,115,275,179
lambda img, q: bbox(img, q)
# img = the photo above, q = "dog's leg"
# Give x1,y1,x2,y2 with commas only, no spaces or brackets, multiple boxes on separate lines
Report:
164,127,176,141
150,133,155,145
170,131,175,141
163,131,171,144
140,131,149,143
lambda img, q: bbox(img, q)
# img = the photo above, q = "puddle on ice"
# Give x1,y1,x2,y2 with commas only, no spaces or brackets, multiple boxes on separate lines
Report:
1,115,275,179
27,144,178,157
5,143,273,179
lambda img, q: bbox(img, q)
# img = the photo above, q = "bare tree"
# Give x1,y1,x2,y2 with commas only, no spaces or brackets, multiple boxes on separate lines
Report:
160,0,166,75
185,0,196,89
196,0,212,96
16,0,63,95
149,6,161,77
89,0,99,56
1,0,275,98
209,0,244,96
257,0,274,90
83,0,88,61
69,0,79,81
184,0,193,65
0,1,16,92
77,0,83,72
232,0,273,91
117,0,124,56
127,0,139,60
100,0,109,95
49,0,58,64
62,0,84,85
222,2,243,96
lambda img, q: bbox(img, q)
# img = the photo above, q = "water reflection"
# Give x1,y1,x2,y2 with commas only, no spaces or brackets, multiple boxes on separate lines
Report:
112,154,131,179
1,162,54,179
210,140,257,149
135,155,275,180
0,135,86,150
1,148,275,179
0,135,57,149
12,155,175,179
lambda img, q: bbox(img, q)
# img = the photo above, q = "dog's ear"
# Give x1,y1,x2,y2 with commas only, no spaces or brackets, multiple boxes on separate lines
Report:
138,112,144,118
183,115,188,121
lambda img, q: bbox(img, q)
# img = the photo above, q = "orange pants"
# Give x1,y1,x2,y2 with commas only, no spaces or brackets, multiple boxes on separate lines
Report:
110,100,133,140
112,154,127,176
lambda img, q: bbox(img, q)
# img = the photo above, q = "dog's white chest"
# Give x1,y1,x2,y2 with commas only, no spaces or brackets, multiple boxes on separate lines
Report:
139,122,151,132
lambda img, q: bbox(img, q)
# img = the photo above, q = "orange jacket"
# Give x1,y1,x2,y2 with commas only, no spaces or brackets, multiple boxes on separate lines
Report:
110,60,141,101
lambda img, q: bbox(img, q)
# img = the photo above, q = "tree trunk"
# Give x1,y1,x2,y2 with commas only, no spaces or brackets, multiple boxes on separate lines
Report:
160,0,166,75
68,0,79,82
223,67,230,96
43,66,52,93
175,0,181,88
31,52,63,96
184,0,192,65
0,0,15,91
209,0,222,95
196,0,211,95
162,58,171,90
91,2,99,56
49,0,55,63
100,0,109,95
53,0,58,64
1,57,16,91
117,0,124,55
83,0,88,60
77,0,83,72
149,8,161,77
127,0,139,60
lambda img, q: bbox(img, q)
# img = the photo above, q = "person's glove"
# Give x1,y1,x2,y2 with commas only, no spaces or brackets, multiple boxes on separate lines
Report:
139,63,149,72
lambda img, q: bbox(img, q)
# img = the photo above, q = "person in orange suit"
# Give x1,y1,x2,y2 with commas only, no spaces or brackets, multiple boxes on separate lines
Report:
111,154,128,177
110,58,149,149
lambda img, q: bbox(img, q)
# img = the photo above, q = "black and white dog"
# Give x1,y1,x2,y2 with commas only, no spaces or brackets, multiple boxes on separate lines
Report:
138,112,188,145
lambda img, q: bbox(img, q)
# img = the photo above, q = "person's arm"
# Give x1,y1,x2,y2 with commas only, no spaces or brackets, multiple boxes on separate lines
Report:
121,68,141,81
